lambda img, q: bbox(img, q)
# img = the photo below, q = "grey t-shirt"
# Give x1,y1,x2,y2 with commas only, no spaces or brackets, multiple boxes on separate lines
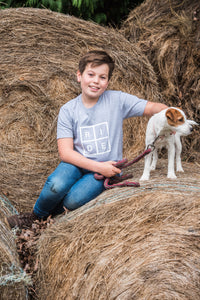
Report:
57,90,147,162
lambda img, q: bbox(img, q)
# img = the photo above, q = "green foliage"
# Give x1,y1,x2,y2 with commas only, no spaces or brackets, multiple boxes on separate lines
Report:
0,0,62,11
0,0,144,26
26,0,39,6
93,12,107,24
41,0,62,12
0,0,22,8
70,0,105,23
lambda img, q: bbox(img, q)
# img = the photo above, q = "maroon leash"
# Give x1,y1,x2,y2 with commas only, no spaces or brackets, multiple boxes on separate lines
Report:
94,148,152,189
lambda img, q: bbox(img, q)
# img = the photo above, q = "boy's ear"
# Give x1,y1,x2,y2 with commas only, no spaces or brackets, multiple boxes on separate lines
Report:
77,70,81,82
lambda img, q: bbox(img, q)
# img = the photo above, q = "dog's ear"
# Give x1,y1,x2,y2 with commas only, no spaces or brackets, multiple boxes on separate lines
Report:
166,109,173,121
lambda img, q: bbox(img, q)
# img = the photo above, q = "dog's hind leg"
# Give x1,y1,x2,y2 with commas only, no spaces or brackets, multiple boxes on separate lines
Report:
167,140,177,179
175,134,184,172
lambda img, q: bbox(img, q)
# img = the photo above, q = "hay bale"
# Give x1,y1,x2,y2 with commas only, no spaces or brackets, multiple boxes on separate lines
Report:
0,196,31,299
120,0,200,160
0,8,161,212
0,194,18,222
36,160,200,299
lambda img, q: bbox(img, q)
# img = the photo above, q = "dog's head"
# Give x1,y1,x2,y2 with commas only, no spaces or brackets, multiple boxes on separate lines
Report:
165,107,198,135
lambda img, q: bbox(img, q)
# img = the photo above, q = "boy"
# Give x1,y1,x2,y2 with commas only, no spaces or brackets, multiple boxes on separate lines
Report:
6,50,167,228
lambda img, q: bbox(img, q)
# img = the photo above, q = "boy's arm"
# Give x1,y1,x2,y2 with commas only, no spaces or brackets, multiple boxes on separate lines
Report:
57,138,121,178
143,101,168,117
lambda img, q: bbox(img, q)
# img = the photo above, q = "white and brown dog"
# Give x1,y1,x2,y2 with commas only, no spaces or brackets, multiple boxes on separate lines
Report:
140,107,198,181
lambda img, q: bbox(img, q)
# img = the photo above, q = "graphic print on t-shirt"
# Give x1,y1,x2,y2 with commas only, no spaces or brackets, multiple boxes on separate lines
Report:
80,122,111,156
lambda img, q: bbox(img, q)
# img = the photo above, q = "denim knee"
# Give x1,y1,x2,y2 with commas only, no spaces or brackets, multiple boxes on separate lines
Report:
45,162,82,196
64,192,86,211
46,174,67,195
63,173,105,211
34,162,83,218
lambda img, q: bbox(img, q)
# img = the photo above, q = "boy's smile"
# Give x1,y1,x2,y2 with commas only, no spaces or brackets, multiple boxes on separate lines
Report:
77,63,109,108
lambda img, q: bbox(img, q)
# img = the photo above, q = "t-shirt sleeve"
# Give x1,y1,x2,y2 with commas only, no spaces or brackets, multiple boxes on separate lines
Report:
57,105,73,139
119,91,148,118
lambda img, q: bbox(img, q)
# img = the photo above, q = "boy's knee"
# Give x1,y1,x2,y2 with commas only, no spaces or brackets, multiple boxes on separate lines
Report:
64,199,80,211
63,193,84,211
64,203,77,211
46,176,66,194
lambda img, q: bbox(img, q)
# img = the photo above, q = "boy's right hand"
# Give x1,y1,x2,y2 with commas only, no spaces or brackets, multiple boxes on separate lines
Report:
97,161,121,178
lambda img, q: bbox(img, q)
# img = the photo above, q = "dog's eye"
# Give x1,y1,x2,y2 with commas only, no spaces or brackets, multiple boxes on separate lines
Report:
167,115,172,120
178,117,184,122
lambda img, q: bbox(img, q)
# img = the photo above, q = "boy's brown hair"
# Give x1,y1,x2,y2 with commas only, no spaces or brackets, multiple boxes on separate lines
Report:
78,50,115,80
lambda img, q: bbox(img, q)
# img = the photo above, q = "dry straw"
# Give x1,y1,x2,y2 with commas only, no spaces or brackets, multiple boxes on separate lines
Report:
120,0,200,160
37,160,200,299
0,8,160,212
0,197,31,299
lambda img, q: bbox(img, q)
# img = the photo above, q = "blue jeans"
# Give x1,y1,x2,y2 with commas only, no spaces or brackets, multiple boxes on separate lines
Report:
33,162,105,218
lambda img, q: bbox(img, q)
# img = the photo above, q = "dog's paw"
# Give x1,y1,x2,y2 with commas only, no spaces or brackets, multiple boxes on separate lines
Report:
150,164,156,170
176,166,184,172
167,173,177,179
140,174,150,181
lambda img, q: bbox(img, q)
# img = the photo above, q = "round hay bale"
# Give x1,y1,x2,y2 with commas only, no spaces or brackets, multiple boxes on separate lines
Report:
120,0,200,161
36,161,200,299
0,8,161,212
0,194,18,222
0,196,31,299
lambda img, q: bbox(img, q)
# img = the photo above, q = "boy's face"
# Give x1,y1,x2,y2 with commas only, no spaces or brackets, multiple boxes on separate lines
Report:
77,63,109,103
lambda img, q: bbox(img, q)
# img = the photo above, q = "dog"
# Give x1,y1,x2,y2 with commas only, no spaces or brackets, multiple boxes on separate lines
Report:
140,107,198,181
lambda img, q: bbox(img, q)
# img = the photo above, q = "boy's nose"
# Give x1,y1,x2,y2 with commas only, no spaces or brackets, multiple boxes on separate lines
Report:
93,76,99,83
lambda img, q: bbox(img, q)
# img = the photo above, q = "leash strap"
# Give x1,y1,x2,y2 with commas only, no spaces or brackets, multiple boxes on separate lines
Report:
94,148,152,189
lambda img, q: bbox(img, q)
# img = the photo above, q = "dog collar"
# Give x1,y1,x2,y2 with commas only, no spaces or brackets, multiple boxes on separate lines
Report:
148,130,176,150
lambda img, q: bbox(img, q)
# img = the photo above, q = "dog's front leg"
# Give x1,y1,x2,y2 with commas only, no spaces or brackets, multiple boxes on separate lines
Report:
175,134,184,172
150,149,158,170
140,152,153,181
167,140,177,179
